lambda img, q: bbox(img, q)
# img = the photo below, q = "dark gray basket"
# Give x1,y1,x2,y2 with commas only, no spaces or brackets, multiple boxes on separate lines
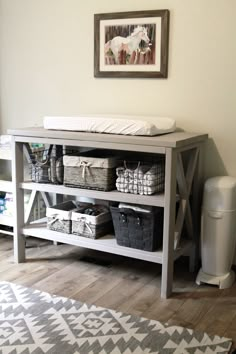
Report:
110,206,163,251
30,145,64,184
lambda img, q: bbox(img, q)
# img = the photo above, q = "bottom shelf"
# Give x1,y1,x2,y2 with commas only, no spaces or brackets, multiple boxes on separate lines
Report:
21,219,193,264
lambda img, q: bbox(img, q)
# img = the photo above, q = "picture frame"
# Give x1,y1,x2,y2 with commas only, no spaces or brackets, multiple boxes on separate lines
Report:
94,10,169,79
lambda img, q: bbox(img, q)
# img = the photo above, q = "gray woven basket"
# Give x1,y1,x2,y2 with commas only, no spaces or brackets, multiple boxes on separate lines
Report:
72,220,113,239
47,217,72,234
64,167,116,191
46,200,78,234
72,205,112,239
63,150,117,191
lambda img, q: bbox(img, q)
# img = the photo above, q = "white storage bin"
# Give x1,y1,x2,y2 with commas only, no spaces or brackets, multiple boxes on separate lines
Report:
46,200,89,234
196,176,236,289
72,205,112,239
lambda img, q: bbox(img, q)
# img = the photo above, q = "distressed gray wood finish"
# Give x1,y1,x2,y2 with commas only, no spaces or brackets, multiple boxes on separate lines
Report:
190,144,204,272
161,148,177,298
24,190,38,224
8,127,208,298
12,139,25,262
8,127,207,149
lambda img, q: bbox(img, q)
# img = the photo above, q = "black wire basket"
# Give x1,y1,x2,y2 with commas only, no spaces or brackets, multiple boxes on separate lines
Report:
116,157,165,195
30,145,64,184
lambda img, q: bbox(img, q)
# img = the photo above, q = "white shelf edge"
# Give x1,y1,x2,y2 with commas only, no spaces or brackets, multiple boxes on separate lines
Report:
0,149,12,160
21,219,193,264
20,182,165,207
0,180,13,192
0,215,14,227
0,229,13,236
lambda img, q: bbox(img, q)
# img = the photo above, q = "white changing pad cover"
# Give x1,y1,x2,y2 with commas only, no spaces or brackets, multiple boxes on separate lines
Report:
43,115,176,136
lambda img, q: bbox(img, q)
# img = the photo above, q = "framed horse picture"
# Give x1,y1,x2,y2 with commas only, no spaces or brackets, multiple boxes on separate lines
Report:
94,10,170,78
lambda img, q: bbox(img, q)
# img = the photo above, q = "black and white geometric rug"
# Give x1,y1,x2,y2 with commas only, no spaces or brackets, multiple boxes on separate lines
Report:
0,282,232,354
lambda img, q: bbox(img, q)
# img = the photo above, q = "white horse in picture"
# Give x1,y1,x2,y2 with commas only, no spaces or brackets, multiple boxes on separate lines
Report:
105,26,151,64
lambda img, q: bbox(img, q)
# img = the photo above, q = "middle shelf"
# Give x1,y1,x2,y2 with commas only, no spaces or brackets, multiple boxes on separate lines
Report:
20,182,167,207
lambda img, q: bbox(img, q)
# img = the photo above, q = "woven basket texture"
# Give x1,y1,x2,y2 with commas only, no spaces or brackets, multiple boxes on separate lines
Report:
47,218,71,234
110,206,163,251
46,200,78,234
63,149,118,191
72,220,113,239
72,205,112,238
64,167,116,191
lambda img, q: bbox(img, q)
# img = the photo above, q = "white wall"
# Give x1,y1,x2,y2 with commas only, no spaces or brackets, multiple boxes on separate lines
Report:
1,0,236,261
0,0,235,178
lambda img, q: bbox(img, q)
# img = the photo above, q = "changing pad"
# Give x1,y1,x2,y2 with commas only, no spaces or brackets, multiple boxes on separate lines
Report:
43,115,176,136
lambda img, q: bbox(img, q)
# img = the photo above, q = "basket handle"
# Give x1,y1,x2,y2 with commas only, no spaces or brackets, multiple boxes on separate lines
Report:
32,144,54,165
124,160,140,171
56,157,64,183
119,208,142,226
119,208,139,215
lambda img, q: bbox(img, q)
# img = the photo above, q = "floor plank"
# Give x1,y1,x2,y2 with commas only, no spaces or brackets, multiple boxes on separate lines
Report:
0,235,235,349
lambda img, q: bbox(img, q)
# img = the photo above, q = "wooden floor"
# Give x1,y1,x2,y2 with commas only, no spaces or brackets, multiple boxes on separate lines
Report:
1,234,236,351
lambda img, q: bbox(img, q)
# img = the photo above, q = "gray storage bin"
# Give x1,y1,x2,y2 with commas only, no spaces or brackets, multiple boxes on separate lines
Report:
72,205,113,239
46,200,89,234
63,150,118,191
110,205,163,251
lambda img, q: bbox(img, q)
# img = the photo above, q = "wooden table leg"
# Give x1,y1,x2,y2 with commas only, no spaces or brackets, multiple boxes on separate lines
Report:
12,139,25,263
161,148,177,298
191,143,204,272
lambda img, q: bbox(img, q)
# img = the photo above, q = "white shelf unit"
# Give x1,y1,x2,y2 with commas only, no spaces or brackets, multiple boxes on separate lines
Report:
9,127,208,298
0,148,12,161
0,147,13,235
0,145,48,236
0,180,13,193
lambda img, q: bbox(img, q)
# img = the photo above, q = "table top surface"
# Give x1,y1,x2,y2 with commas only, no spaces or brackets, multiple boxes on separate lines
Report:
8,126,208,148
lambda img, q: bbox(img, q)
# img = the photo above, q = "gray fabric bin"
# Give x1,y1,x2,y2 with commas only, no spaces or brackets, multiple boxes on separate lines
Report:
110,206,163,251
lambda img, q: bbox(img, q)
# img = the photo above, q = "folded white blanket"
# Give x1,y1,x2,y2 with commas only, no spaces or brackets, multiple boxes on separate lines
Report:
43,115,176,136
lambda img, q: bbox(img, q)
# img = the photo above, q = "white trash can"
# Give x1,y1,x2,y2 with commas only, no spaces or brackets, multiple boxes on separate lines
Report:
196,176,236,289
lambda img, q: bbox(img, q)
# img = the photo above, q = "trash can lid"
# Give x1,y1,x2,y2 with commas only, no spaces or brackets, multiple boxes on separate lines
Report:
203,176,236,211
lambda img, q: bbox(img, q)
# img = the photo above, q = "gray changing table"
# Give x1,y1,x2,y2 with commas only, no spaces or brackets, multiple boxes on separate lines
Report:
8,127,208,298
